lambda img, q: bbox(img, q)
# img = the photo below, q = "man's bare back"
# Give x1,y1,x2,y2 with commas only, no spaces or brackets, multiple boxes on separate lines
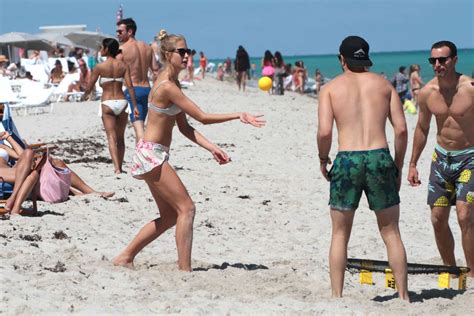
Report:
115,17,159,140
322,72,402,151
317,36,409,301
418,74,474,150
119,38,154,87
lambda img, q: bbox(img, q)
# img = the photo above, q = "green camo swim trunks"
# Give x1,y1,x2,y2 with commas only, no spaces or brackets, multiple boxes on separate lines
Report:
328,148,400,211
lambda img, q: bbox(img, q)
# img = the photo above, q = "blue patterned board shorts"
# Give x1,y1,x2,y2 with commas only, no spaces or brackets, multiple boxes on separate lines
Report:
428,144,474,207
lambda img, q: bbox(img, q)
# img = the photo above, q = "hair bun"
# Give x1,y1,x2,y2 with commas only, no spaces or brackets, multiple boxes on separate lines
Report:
157,29,168,41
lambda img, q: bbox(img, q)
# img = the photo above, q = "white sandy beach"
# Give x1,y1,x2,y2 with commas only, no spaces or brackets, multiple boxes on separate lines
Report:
1,78,473,314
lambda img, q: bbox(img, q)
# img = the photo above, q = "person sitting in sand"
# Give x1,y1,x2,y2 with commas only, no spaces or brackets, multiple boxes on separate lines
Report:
82,38,139,174
0,130,114,216
0,131,114,215
113,29,265,271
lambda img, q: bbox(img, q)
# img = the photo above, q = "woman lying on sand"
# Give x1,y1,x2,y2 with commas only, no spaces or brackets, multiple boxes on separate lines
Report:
0,131,114,215
113,29,265,271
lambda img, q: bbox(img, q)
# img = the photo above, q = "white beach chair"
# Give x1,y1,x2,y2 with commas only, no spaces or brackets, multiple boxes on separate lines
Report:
9,81,55,115
47,58,68,71
23,64,50,83
0,77,20,104
51,72,82,102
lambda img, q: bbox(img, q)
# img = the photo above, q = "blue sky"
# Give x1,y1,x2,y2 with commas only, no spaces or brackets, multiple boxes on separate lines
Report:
0,0,472,58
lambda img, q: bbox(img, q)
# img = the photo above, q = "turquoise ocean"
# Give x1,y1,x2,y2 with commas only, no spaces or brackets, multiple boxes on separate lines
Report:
211,49,474,83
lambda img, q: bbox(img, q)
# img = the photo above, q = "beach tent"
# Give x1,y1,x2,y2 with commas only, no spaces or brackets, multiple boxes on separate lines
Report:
65,31,111,50
0,32,54,60
35,32,77,48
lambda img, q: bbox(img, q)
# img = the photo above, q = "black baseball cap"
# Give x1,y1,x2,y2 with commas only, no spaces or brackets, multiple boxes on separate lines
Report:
339,36,373,67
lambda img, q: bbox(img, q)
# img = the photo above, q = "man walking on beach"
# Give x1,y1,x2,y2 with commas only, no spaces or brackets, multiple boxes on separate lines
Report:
116,18,160,141
317,36,409,300
392,66,410,103
407,41,474,277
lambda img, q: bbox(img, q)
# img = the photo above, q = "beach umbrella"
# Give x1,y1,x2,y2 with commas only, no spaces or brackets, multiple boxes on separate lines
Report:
65,31,111,50
36,32,77,48
0,32,55,51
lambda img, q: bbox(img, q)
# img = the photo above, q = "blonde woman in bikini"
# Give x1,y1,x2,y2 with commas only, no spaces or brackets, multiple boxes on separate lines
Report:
113,29,265,271
83,38,139,174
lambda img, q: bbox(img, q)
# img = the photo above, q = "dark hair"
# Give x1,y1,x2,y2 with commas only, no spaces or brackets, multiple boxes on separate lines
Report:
117,18,137,36
431,40,457,57
102,38,121,57
274,51,284,68
347,65,366,72
67,60,75,72
263,50,274,63
399,66,406,73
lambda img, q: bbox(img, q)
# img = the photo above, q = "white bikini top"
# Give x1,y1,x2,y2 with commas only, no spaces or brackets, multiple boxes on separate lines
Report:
148,80,182,116
99,77,124,85
0,148,9,163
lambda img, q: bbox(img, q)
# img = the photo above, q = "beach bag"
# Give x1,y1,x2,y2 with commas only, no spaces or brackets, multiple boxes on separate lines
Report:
36,150,71,203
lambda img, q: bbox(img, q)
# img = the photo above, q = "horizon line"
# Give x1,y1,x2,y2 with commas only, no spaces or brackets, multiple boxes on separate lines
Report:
209,47,474,60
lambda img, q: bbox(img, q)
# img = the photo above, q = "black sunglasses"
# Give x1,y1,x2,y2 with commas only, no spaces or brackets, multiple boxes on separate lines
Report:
173,48,192,57
116,30,124,34
428,56,451,65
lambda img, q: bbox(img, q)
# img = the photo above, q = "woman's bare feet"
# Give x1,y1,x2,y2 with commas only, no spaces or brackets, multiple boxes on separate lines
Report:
98,191,115,198
11,207,37,216
4,196,15,212
112,254,135,269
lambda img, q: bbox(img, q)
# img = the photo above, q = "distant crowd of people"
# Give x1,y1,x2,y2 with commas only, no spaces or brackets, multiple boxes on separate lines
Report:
390,64,424,110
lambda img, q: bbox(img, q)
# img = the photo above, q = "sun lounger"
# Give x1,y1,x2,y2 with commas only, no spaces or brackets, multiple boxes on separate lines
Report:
7,80,55,115
52,72,83,102
0,77,20,104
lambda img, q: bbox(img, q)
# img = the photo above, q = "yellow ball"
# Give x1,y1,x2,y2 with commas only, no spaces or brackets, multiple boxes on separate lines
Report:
258,77,272,91
404,100,417,114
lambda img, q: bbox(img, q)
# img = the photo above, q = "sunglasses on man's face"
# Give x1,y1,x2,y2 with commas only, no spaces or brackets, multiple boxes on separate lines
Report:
116,30,125,34
173,48,192,57
428,56,451,65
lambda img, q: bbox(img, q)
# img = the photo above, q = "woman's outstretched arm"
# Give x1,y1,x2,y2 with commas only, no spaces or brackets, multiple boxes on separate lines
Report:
167,83,265,127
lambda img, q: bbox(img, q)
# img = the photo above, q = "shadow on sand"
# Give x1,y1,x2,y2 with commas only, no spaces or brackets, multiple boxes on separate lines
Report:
194,262,269,272
373,288,465,302
32,210,65,217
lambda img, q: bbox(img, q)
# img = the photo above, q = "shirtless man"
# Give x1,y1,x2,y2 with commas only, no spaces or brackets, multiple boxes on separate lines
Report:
317,36,409,300
408,41,474,277
116,18,160,141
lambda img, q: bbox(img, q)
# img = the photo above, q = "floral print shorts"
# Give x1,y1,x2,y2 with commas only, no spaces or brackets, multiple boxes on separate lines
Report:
131,139,169,179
